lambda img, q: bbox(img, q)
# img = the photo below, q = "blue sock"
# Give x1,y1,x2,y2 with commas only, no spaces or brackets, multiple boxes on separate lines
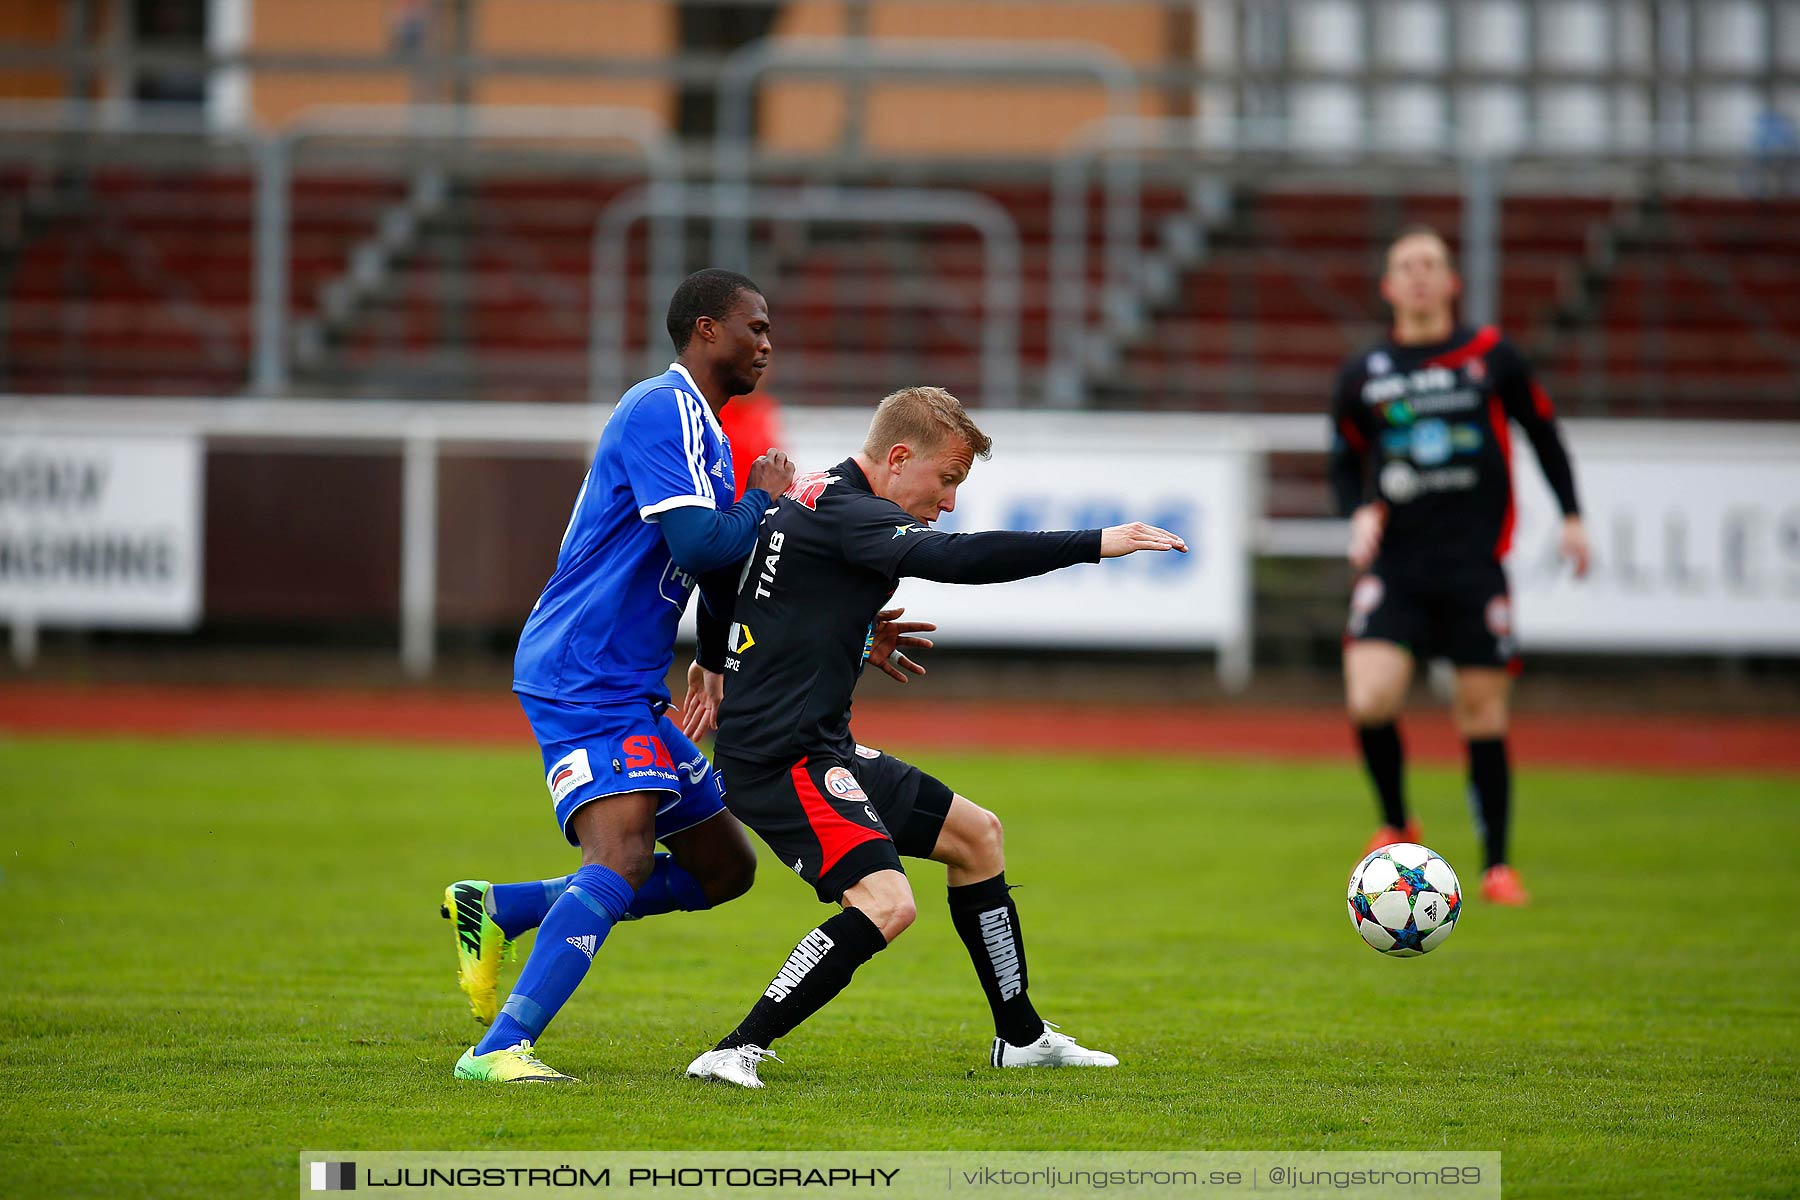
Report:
473,863,634,1055
486,854,709,936
626,853,712,919
488,876,572,940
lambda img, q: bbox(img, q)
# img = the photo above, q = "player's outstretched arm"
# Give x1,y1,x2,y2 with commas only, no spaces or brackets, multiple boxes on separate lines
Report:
897,528,1100,585
1098,522,1189,558
895,523,1184,586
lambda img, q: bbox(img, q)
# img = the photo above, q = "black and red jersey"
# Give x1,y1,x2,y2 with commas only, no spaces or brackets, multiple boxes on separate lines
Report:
1328,324,1580,568
711,458,1100,767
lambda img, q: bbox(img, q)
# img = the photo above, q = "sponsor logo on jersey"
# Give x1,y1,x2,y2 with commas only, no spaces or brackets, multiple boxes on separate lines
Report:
824,766,868,802
891,524,922,538
1410,418,1453,466
1464,357,1487,384
1380,462,1421,504
710,459,725,478
1403,390,1480,416
1363,366,1477,418
1366,350,1393,375
751,530,785,599
657,559,697,609
854,744,882,760
547,748,594,804
783,471,840,511
729,623,755,654
1382,421,1483,461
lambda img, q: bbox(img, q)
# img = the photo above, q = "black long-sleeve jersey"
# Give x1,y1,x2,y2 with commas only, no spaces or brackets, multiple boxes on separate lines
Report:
1328,324,1580,568
712,458,1101,766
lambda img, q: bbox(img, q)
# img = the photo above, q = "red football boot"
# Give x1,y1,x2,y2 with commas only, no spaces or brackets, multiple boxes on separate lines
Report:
1363,819,1422,856
1481,864,1531,906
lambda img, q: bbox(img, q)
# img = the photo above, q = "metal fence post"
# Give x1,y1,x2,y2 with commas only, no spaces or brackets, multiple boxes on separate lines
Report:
400,423,439,679
1460,153,1500,328
252,133,291,397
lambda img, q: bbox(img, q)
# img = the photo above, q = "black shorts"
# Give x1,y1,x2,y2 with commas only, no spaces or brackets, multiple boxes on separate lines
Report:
1345,560,1517,671
713,744,956,903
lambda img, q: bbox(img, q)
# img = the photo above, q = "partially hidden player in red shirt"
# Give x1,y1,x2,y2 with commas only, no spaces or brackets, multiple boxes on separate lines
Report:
1328,226,1590,907
721,392,785,502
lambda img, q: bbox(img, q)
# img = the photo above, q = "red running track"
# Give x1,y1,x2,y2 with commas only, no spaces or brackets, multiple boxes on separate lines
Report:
2,683,1796,774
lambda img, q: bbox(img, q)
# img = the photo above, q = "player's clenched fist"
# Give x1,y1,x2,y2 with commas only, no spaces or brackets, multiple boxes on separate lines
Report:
1099,522,1188,559
747,448,795,497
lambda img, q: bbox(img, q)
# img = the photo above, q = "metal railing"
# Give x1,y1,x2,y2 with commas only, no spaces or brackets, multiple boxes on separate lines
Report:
708,37,1139,277
249,104,681,397
591,184,1022,407
1043,114,1793,411
4,98,1795,414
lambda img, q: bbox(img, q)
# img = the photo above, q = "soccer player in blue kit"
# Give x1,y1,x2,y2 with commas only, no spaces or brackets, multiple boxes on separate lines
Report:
445,269,797,1083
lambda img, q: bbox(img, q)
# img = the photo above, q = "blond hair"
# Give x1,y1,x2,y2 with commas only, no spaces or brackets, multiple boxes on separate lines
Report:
862,386,993,461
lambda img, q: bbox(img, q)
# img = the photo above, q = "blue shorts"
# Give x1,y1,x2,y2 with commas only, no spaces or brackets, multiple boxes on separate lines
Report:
517,693,726,847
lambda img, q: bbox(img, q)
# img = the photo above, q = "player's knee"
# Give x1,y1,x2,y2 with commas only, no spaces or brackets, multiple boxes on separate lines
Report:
966,805,1005,872
706,846,758,906
1347,685,1399,726
847,875,916,942
604,850,657,892
580,835,658,890
1454,699,1508,738
874,894,917,942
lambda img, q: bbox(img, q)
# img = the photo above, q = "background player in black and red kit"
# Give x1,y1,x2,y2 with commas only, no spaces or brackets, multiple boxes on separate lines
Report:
1330,226,1590,907
681,386,1187,1088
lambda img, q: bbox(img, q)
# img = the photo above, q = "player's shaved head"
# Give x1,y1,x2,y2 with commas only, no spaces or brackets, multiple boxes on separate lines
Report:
1386,225,1456,273
1381,224,1461,341
862,386,993,462
667,268,763,352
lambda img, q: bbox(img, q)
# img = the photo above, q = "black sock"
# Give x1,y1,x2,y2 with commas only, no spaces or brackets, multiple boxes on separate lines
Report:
947,872,1044,1048
1467,737,1511,869
1358,722,1408,828
716,908,887,1051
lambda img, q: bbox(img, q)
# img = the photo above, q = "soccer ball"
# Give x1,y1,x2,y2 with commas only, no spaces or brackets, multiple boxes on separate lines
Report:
1346,842,1462,956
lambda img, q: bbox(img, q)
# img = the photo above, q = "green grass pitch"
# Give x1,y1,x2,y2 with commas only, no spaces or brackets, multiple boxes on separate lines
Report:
1,734,1795,1198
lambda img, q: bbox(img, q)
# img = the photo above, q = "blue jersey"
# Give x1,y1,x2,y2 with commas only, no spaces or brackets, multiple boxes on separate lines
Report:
513,363,734,705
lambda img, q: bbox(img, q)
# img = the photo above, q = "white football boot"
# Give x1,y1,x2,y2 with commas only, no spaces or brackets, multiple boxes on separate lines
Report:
685,1045,782,1089
992,1022,1119,1068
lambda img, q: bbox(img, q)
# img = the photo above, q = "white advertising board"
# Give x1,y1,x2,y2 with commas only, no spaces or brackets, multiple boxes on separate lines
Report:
1508,425,1800,652
774,430,1255,651
677,418,1256,655
0,434,204,628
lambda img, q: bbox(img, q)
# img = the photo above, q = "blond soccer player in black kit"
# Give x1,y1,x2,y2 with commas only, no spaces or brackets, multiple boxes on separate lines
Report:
1330,227,1590,907
677,386,1187,1088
